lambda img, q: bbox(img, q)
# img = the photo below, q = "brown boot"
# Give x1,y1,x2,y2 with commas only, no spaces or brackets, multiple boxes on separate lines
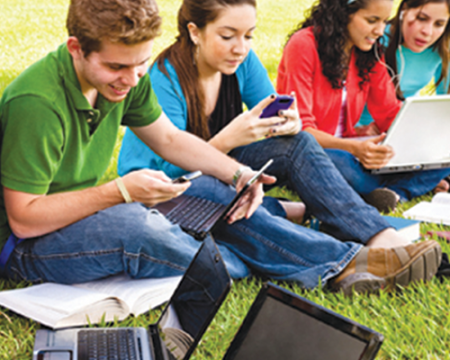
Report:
332,240,442,295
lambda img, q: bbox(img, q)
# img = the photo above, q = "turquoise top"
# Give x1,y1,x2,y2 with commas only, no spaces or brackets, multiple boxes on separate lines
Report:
358,30,449,126
118,49,274,178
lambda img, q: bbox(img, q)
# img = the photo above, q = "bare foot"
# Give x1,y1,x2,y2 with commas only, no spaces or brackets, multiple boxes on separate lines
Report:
433,179,449,194
366,228,411,248
279,201,306,224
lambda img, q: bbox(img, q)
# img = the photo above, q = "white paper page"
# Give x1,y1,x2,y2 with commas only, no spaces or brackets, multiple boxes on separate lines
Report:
0,283,121,328
74,274,181,314
404,202,450,225
432,192,450,205
0,283,109,314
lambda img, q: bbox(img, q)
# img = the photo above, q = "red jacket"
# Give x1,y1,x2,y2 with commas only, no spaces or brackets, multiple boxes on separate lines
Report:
277,27,401,137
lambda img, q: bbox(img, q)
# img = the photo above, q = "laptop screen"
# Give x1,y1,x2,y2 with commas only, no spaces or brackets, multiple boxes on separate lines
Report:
223,283,383,360
156,236,232,360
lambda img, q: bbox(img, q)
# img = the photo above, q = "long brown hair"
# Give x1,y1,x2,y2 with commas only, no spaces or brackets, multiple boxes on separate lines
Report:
385,0,450,99
154,0,256,140
287,0,386,89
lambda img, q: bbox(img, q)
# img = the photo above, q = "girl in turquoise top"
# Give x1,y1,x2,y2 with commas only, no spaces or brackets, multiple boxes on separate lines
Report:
358,0,450,192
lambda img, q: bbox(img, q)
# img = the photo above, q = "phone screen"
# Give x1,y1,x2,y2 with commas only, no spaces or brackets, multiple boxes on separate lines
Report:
172,171,203,184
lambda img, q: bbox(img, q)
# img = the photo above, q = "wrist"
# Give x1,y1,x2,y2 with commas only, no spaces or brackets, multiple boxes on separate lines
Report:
232,165,252,187
115,177,133,203
209,131,234,154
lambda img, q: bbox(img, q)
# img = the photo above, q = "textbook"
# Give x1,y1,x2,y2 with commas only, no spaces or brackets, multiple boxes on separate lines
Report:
309,216,421,242
383,215,421,243
404,192,450,226
0,274,181,329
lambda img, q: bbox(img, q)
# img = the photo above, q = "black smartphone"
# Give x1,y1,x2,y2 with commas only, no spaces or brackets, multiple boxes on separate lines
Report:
172,171,203,184
222,159,273,222
259,95,294,118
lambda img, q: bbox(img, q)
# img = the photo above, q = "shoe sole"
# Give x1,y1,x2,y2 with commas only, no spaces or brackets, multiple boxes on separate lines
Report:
386,242,442,290
333,272,386,296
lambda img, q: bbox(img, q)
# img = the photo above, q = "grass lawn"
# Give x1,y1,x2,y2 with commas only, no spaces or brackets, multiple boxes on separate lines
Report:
1,0,450,359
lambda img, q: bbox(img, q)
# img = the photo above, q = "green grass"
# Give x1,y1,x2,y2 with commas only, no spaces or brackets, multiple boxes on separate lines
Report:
1,0,450,359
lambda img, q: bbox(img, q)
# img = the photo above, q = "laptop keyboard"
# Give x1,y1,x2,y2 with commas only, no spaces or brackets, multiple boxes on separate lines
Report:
166,196,224,232
77,329,138,360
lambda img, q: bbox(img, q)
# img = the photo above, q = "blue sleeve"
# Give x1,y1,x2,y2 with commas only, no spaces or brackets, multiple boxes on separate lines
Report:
118,61,189,178
435,63,450,95
237,49,275,109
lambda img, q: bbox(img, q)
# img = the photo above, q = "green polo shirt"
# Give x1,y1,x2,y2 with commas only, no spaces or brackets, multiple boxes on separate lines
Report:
0,43,162,246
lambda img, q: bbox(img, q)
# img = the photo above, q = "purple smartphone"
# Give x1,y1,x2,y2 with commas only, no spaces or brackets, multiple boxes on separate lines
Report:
259,95,294,118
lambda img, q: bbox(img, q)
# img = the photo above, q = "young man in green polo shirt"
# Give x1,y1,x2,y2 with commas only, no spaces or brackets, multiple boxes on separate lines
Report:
0,0,442,293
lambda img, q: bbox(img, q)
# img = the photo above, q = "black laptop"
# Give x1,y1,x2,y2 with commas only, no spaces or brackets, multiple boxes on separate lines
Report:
223,282,384,360
154,160,273,240
32,236,232,360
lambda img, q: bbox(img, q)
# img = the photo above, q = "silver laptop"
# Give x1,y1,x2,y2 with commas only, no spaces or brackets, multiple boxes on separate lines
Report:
223,282,383,360
32,236,231,360
372,95,450,174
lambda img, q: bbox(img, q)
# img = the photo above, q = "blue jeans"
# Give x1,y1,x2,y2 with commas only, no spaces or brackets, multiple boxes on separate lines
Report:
325,148,450,201
229,132,390,243
4,176,362,289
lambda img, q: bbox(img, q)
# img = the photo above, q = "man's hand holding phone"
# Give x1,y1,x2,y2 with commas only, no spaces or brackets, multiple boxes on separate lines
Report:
121,169,194,207
226,160,276,224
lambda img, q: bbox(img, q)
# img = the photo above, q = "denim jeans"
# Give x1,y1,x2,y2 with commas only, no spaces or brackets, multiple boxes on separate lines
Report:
229,132,390,243
4,176,362,289
325,148,450,201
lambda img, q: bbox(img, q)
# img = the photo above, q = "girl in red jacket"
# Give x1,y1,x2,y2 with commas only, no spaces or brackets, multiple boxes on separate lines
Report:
277,0,450,211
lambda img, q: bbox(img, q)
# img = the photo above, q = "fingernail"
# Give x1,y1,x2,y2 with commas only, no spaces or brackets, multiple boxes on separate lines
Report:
279,110,284,116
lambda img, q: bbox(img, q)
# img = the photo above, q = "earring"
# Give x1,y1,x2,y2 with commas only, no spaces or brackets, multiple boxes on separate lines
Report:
400,11,404,21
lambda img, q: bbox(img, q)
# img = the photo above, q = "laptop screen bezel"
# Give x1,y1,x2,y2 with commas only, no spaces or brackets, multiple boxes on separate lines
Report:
223,282,383,360
151,236,232,360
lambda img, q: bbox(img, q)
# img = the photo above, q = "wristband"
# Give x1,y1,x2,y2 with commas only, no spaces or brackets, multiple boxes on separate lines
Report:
115,177,133,203
232,166,252,187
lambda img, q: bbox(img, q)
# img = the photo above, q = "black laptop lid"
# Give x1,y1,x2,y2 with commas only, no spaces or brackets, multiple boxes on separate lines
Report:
223,283,383,360
152,236,232,360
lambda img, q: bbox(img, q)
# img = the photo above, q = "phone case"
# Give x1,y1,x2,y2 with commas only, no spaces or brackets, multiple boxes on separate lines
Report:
259,95,294,118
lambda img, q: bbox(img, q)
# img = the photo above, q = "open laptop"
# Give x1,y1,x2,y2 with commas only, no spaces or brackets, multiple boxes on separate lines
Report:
223,282,384,360
371,94,450,174
154,159,273,240
32,236,232,360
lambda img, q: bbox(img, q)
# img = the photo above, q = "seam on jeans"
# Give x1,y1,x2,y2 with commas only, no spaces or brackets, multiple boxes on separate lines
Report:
14,247,187,272
232,222,315,268
124,251,187,272
14,247,126,260
8,264,43,282
290,142,387,243
321,244,362,284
